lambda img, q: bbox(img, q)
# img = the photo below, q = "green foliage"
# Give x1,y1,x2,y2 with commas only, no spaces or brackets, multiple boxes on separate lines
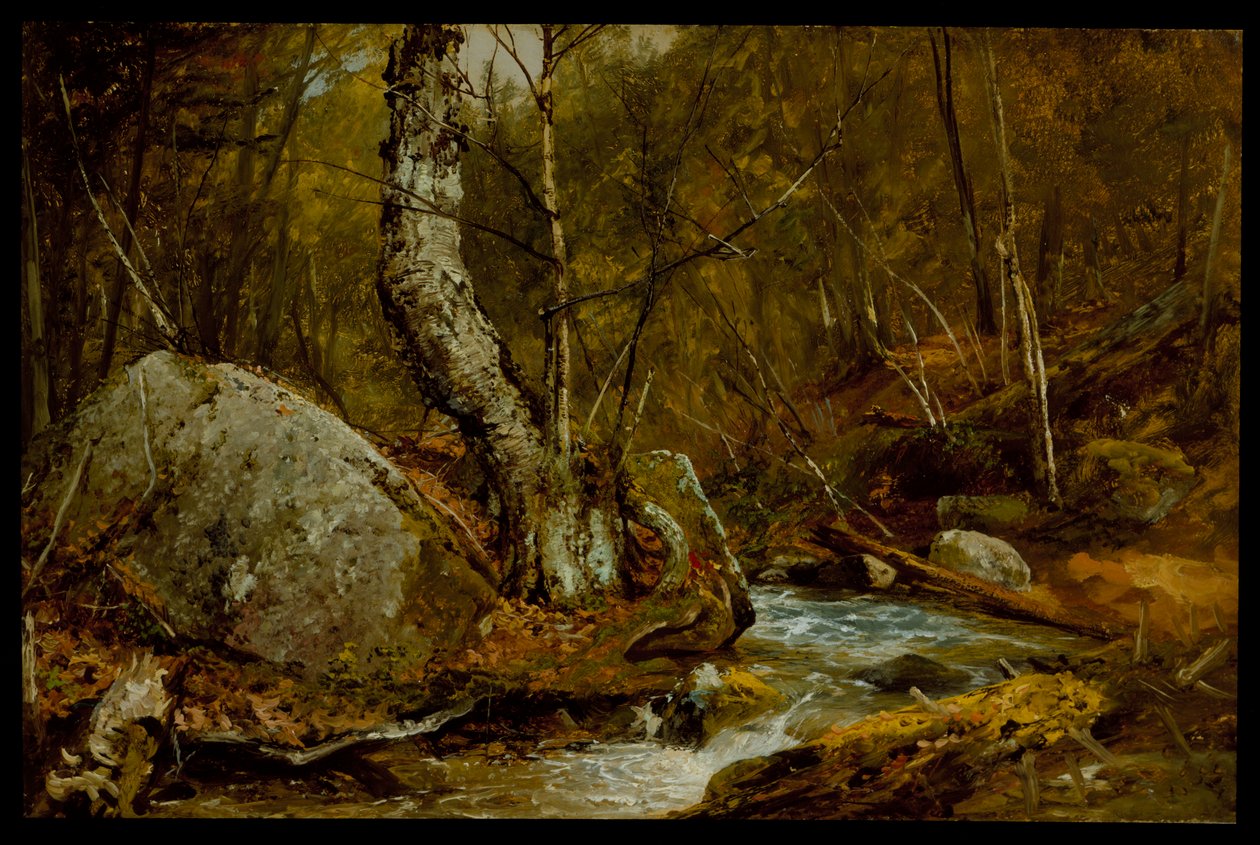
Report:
115,600,172,647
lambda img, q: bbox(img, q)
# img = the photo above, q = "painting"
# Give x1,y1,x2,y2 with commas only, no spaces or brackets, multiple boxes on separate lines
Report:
20,23,1238,821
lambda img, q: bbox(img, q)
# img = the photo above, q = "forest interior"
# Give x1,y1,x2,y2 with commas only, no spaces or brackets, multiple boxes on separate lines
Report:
19,23,1240,821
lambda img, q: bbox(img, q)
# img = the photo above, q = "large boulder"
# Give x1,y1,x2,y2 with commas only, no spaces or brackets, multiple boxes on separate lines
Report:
21,351,495,678
928,529,1032,592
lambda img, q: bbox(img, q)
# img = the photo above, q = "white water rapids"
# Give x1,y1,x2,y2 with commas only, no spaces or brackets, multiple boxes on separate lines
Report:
155,585,1088,818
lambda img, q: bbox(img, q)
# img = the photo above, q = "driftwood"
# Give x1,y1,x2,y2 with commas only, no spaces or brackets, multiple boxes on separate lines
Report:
809,525,1119,640
193,697,477,767
179,697,478,799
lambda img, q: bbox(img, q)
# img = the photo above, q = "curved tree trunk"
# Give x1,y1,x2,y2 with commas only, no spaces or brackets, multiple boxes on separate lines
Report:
377,25,620,605
377,27,755,654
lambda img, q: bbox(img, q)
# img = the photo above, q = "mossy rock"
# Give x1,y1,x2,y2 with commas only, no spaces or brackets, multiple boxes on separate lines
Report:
1069,438,1196,525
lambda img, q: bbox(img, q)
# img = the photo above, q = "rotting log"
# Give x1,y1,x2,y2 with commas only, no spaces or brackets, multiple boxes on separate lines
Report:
809,525,1119,640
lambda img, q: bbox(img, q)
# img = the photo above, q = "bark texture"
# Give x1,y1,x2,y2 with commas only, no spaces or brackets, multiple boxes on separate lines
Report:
377,25,620,603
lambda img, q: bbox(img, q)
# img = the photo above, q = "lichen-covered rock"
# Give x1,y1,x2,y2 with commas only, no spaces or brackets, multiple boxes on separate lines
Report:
928,529,1031,592
654,663,784,747
852,653,970,693
936,494,1031,533
1069,438,1197,525
22,351,495,678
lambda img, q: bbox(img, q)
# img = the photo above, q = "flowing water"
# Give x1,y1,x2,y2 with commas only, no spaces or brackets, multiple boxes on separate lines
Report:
155,585,1090,819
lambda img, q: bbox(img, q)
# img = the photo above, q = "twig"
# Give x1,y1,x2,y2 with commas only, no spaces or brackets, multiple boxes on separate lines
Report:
997,657,1019,679
408,470,493,582
1194,680,1234,700
1137,678,1176,705
1174,639,1230,689
1067,726,1118,768
24,443,93,598
614,367,655,474
105,563,177,639
1153,703,1193,757
127,365,158,502
582,336,632,440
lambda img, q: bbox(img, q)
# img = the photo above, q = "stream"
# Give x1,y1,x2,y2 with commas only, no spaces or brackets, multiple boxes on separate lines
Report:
155,585,1090,819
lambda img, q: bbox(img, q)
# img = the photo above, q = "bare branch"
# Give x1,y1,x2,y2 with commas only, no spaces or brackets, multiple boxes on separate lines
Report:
554,23,607,63
490,25,539,100
296,159,560,268
62,76,178,346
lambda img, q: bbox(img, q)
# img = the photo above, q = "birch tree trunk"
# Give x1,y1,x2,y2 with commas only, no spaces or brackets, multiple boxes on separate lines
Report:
377,26,755,652
980,32,1061,507
378,25,620,604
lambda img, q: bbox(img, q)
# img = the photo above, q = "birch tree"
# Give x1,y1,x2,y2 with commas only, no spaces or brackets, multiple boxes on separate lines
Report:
980,31,1061,507
377,24,754,645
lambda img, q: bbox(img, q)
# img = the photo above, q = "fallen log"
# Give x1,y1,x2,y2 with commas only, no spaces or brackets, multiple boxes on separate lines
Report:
958,278,1196,429
809,525,1120,640
677,670,1112,819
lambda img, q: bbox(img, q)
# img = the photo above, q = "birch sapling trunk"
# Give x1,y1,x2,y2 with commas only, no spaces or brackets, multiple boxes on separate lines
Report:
22,148,51,440
980,31,1061,507
539,24,572,465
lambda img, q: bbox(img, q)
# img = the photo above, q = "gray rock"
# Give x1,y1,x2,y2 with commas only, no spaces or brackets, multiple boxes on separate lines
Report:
754,566,791,584
654,663,783,747
854,653,971,693
929,529,1032,592
815,554,898,590
22,351,495,678
937,494,1031,532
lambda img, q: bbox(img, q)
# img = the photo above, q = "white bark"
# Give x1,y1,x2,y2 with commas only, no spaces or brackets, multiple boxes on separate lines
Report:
379,25,619,601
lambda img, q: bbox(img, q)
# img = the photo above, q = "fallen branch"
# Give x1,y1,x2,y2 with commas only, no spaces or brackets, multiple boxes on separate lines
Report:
193,697,477,767
809,524,1119,639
